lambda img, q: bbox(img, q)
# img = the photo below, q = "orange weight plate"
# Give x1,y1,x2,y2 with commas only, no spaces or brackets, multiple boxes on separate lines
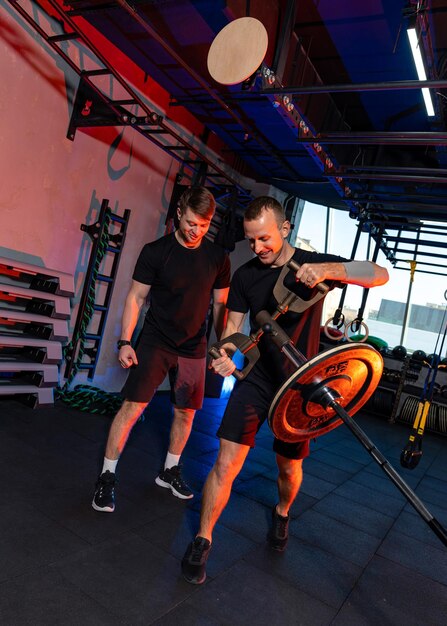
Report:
268,343,383,442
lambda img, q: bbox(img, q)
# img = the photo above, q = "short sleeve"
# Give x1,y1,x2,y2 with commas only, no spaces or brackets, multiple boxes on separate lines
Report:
227,266,249,313
132,244,157,285
213,253,231,290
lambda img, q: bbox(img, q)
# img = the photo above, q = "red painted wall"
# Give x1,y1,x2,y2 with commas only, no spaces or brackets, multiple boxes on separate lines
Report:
0,3,237,392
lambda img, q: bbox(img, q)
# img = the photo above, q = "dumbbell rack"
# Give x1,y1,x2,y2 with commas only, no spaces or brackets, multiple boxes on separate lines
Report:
0,257,73,407
397,359,447,436
365,353,447,436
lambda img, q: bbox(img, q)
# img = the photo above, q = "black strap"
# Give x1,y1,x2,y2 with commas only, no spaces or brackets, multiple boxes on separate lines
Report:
333,220,363,328
350,228,383,333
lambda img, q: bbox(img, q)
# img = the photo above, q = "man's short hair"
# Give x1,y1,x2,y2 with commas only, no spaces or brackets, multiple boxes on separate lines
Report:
178,186,216,219
244,196,286,226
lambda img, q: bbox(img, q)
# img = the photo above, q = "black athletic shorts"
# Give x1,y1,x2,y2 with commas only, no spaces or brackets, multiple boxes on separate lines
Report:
121,342,206,409
217,373,310,460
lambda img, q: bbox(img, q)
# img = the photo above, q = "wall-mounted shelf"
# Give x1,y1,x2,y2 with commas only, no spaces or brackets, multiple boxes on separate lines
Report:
0,257,73,407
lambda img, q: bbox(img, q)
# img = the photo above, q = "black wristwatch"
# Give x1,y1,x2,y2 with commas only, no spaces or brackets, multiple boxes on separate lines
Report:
117,339,132,350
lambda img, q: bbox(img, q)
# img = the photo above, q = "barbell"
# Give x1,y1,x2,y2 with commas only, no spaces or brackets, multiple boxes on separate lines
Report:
259,312,447,549
210,311,447,549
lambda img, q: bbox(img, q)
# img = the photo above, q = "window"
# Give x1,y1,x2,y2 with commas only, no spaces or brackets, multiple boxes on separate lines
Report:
297,202,446,356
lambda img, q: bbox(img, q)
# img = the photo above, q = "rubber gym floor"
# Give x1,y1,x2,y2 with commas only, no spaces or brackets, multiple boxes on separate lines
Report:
1,393,446,625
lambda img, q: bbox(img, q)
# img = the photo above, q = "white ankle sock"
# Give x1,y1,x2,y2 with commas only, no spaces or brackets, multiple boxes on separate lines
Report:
102,457,118,474
164,452,181,470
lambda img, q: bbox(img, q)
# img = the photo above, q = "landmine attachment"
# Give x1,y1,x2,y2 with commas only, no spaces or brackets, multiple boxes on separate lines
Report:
209,262,447,546
209,261,447,546
259,313,447,549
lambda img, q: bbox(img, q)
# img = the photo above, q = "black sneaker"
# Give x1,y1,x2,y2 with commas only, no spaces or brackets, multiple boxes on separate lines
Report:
268,505,289,551
181,537,211,584
92,470,116,512
155,465,193,499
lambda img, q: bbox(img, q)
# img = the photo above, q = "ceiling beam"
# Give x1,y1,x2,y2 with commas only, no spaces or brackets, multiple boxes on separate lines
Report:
341,166,447,177
335,172,447,184
260,78,447,95
383,236,447,249
393,248,447,259
347,196,447,206
367,222,447,234
294,133,447,145
356,209,446,221
394,267,446,277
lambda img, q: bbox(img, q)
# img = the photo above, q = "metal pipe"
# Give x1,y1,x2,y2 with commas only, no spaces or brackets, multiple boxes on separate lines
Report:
352,198,447,208
394,248,446,259
327,395,447,547
335,173,447,184
394,260,446,269
400,239,419,346
341,166,447,176
394,267,446,277
371,225,447,236
261,78,447,95
265,321,447,548
295,134,447,146
355,210,446,221
383,236,447,248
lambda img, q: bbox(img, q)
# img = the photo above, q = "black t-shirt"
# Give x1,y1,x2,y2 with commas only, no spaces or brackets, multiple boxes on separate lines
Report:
133,233,230,357
228,247,347,385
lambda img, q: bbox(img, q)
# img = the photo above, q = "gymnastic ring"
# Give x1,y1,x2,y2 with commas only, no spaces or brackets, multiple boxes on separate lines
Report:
344,319,369,342
323,316,345,341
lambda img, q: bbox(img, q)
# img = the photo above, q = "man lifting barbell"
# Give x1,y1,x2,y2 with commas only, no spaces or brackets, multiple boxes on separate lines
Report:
181,195,389,584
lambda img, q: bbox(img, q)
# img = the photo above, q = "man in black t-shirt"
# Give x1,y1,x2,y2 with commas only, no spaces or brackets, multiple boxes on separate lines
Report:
92,187,230,512
181,195,389,584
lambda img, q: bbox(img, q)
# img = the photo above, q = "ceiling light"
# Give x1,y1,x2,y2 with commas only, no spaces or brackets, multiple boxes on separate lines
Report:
407,27,435,117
